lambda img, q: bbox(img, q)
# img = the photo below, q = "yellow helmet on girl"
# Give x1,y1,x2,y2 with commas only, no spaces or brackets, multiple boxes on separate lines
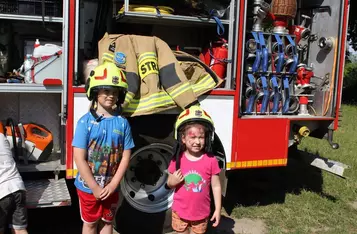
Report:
173,105,215,170
174,105,215,140
85,62,128,103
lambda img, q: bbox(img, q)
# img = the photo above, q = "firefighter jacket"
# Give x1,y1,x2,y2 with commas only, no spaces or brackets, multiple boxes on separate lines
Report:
173,50,223,98
98,33,222,116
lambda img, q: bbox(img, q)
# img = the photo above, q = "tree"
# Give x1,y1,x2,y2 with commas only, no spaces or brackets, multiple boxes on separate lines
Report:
348,1,357,51
342,62,357,103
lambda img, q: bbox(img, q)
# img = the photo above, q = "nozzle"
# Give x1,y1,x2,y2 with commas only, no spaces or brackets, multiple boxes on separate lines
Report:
298,126,310,137
300,15,311,27
252,1,270,32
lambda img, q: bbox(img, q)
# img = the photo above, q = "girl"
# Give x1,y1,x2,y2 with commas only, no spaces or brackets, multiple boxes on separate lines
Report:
167,105,222,234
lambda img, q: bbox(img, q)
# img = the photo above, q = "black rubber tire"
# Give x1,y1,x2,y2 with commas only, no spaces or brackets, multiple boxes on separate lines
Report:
114,114,177,234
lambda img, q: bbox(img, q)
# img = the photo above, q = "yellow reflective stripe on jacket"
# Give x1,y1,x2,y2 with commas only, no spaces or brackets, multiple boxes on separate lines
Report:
138,52,159,79
124,92,175,112
103,53,114,63
125,92,135,104
168,82,191,99
192,74,216,93
138,52,156,63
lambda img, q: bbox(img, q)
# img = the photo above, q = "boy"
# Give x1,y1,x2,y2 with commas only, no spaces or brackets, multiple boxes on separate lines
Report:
73,62,135,234
0,122,28,234
167,105,222,234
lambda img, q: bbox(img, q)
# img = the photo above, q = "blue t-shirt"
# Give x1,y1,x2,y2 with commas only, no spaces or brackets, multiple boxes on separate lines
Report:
72,112,135,194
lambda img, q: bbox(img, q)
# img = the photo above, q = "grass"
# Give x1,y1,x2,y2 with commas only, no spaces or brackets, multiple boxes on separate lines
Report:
228,104,357,234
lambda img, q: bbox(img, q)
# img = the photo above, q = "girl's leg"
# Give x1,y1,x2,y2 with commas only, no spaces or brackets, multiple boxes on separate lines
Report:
177,229,190,234
190,218,208,234
98,220,113,234
11,229,28,234
82,222,98,234
189,229,200,234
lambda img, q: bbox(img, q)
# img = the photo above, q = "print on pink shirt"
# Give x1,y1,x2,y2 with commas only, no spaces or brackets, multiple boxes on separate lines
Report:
184,170,207,193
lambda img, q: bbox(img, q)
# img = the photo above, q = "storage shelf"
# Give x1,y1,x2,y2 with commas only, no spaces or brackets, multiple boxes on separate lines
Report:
0,13,63,23
241,115,335,120
116,11,230,26
0,84,63,93
18,158,66,173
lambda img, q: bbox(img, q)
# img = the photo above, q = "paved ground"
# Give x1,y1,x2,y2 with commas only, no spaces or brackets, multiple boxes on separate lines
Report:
164,215,267,234
25,201,266,234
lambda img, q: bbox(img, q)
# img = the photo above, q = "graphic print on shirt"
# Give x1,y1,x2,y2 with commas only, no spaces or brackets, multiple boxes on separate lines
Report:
79,139,124,189
183,170,207,193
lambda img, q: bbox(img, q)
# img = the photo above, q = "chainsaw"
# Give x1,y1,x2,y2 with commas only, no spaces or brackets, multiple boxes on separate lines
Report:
2,118,53,163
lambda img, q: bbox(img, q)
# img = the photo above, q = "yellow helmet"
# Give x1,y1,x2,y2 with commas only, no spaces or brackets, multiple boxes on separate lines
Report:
85,62,128,102
174,105,214,140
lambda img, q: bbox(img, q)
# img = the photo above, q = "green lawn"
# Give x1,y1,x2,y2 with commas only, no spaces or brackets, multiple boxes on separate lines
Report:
230,104,357,234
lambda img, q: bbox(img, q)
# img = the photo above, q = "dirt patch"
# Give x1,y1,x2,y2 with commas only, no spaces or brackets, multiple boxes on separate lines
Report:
205,215,267,234
349,201,357,210
232,218,267,234
166,215,267,234
310,226,331,233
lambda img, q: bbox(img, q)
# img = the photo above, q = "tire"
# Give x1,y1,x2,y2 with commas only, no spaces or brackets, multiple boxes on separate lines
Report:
114,114,227,234
114,114,177,234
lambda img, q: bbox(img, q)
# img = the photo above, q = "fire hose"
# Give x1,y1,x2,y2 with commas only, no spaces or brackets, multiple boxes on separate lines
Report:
245,31,261,114
258,32,269,113
271,34,285,113
282,35,298,114
118,5,174,15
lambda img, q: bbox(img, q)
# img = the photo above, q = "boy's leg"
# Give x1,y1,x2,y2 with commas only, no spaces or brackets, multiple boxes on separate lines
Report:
77,189,102,234
9,191,27,234
0,195,12,234
98,192,119,234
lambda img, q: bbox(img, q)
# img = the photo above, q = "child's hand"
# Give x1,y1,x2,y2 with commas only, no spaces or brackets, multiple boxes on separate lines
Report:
92,186,103,200
210,209,221,227
171,169,184,187
100,183,116,200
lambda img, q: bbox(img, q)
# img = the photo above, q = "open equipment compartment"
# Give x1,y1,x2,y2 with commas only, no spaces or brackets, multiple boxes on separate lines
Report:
0,0,71,208
76,0,237,90
240,0,346,118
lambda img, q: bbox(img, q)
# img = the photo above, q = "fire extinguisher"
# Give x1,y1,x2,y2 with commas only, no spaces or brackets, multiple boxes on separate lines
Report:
200,39,229,79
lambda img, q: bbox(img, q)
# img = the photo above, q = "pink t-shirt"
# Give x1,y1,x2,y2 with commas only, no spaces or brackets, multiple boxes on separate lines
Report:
168,152,221,221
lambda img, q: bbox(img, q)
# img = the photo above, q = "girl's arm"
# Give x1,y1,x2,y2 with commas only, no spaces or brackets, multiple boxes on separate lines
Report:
73,147,102,198
210,174,222,227
167,169,184,189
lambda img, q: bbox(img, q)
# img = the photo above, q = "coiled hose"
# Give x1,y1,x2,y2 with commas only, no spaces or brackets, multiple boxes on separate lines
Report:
119,5,174,15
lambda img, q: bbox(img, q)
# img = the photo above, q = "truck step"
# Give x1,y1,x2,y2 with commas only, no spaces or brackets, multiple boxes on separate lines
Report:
24,178,71,208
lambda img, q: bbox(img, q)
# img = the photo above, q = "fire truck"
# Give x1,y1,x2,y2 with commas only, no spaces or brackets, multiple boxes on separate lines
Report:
0,0,350,232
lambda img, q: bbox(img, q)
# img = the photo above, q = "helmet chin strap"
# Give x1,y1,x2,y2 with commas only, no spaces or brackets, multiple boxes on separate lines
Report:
174,132,213,171
89,98,121,122
174,141,182,171
90,108,104,122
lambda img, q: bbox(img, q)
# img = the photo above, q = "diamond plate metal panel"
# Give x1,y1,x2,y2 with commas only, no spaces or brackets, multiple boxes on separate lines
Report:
19,93,61,150
0,93,62,150
0,93,20,121
24,179,71,208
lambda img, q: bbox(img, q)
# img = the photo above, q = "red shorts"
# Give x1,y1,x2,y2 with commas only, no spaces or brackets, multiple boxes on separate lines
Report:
77,189,119,224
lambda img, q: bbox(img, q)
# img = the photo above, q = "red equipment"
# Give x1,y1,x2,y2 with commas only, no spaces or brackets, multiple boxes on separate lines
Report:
200,39,228,79
289,15,311,44
296,64,314,88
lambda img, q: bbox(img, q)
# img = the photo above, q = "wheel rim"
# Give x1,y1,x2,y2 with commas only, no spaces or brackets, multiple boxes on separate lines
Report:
120,143,174,213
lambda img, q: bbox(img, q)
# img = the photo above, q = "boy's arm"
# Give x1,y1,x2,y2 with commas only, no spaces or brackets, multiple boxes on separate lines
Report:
108,149,131,189
108,118,134,188
73,147,101,196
